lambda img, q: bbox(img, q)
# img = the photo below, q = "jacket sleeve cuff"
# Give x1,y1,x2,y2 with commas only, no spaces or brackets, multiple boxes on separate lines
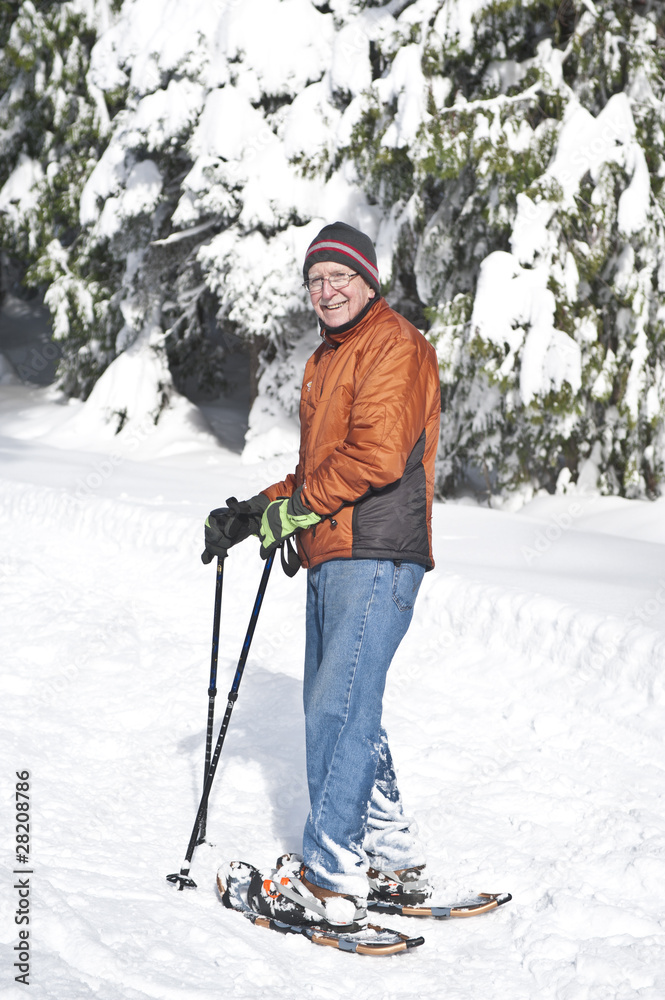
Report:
287,485,317,518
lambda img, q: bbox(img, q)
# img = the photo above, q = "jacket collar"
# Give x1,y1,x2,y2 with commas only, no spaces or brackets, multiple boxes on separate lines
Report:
319,296,383,348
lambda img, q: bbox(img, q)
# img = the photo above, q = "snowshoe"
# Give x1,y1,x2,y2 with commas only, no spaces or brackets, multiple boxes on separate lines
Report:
217,860,424,955
367,865,511,918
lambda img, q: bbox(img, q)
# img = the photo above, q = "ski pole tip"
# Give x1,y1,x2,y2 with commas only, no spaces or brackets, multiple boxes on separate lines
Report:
166,870,198,890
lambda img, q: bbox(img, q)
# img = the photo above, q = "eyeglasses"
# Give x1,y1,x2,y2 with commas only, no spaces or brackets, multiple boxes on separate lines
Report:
303,272,360,295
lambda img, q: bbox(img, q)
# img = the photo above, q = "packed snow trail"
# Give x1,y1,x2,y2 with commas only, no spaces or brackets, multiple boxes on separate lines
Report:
1,400,664,998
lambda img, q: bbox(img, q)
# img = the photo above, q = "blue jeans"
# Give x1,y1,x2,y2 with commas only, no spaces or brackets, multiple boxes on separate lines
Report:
301,558,426,896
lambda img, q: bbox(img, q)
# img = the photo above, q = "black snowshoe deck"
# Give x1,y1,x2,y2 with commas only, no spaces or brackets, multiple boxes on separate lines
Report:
217,861,424,956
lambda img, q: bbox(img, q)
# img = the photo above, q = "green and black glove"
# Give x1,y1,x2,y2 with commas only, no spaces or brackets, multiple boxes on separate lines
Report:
259,486,321,559
201,494,270,564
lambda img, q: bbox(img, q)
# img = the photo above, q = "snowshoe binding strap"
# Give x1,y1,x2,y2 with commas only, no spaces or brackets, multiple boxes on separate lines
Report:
265,870,365,927
367,867,429,894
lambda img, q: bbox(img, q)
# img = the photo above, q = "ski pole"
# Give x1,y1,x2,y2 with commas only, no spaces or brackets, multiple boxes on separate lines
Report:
197,555,224,845
167,550,276,890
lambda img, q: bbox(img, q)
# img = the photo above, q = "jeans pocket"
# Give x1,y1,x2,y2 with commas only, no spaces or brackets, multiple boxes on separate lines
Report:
392,562,424,612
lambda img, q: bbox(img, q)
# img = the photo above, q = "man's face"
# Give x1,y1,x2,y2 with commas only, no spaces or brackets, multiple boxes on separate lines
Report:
308,260,375,328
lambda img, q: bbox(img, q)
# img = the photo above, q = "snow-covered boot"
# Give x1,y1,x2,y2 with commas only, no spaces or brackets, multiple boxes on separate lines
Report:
367,865,432,907
246,857,367,932
276,853,432,908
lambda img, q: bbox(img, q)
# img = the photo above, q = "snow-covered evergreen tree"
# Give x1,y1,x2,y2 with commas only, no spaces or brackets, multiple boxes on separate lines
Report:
1,0,664,500
0,0,117,396
3,0,367,440
336,0,665,502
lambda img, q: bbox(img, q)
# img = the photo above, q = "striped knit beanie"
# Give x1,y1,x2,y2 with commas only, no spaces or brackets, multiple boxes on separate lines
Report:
303,222,380,294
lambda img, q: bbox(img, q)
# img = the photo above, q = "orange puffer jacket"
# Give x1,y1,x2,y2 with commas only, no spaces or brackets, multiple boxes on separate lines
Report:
262,298,441,570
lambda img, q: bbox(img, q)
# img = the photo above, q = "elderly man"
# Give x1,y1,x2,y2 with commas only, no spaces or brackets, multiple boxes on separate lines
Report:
206,221,441,934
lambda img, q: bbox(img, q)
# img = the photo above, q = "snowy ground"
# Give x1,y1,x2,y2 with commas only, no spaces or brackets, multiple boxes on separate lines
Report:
1,384,664,999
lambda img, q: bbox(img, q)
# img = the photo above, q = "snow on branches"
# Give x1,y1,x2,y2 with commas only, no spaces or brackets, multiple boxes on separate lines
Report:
1,0,664,498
